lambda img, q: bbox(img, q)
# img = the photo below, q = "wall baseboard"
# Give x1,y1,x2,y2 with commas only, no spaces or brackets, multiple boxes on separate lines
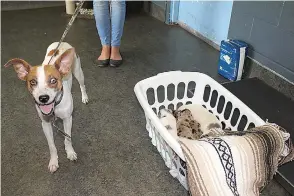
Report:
243,57,294,101
178,22,220,51
1,1,64,11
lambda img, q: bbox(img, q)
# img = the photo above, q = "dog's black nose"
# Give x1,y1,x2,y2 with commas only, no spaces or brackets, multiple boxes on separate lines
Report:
39,95,49,103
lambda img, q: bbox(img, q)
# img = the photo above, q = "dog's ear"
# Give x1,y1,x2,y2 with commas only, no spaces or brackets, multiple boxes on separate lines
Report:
4,58,31,81
54,48,75,76
172,110,178,118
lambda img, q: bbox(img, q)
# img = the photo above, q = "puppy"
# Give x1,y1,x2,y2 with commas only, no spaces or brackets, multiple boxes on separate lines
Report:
159,108,203,140
158,108,178,138
178,104,222,135
4,42,89,173
174,109,203,140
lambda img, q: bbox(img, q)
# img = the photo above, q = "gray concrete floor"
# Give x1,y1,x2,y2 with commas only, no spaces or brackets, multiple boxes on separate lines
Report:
1,7,290,196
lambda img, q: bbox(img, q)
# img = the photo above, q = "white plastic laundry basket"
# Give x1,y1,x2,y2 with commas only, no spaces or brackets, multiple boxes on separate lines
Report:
134,71,265,190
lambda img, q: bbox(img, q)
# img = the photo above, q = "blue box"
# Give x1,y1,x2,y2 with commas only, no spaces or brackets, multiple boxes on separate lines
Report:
218,40,248,81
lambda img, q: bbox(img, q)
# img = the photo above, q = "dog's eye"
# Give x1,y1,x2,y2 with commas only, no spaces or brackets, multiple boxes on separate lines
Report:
50,78,57,84
30,79,37,86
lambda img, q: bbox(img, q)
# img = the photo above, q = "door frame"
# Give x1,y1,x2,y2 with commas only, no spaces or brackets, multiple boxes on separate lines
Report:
165,0,180,25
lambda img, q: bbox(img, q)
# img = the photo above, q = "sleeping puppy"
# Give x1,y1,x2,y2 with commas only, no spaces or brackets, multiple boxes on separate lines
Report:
159,108,203,140
178,104,222,135
173,109,203,140
158,108,178,139
159,104,222,140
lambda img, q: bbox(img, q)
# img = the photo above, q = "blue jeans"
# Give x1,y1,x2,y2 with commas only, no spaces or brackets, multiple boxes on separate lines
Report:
93,0,126,47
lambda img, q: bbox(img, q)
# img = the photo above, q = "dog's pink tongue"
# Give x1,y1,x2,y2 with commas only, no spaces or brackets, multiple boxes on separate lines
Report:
39,103,54,114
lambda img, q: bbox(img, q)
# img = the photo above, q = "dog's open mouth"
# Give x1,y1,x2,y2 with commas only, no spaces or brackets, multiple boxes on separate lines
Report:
38,102,55,115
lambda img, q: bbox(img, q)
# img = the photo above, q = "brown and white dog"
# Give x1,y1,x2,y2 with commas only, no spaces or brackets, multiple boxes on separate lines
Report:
4,42,89,173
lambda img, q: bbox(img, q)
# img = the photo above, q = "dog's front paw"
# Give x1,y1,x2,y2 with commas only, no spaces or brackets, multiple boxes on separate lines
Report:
48,158,59,173
82,93,89,104
67,150,77,161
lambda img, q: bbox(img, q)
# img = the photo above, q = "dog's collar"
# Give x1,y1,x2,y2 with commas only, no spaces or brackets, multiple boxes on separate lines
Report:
54,87,63,107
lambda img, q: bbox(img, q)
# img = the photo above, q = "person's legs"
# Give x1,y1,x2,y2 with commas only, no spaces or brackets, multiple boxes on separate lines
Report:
93,0,111,61
110,0,126,61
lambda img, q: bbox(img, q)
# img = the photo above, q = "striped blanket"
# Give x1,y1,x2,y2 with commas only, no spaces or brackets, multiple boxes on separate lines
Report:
179,123,294,196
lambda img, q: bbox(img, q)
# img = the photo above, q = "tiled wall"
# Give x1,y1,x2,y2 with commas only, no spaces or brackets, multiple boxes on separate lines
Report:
228,1,294,84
